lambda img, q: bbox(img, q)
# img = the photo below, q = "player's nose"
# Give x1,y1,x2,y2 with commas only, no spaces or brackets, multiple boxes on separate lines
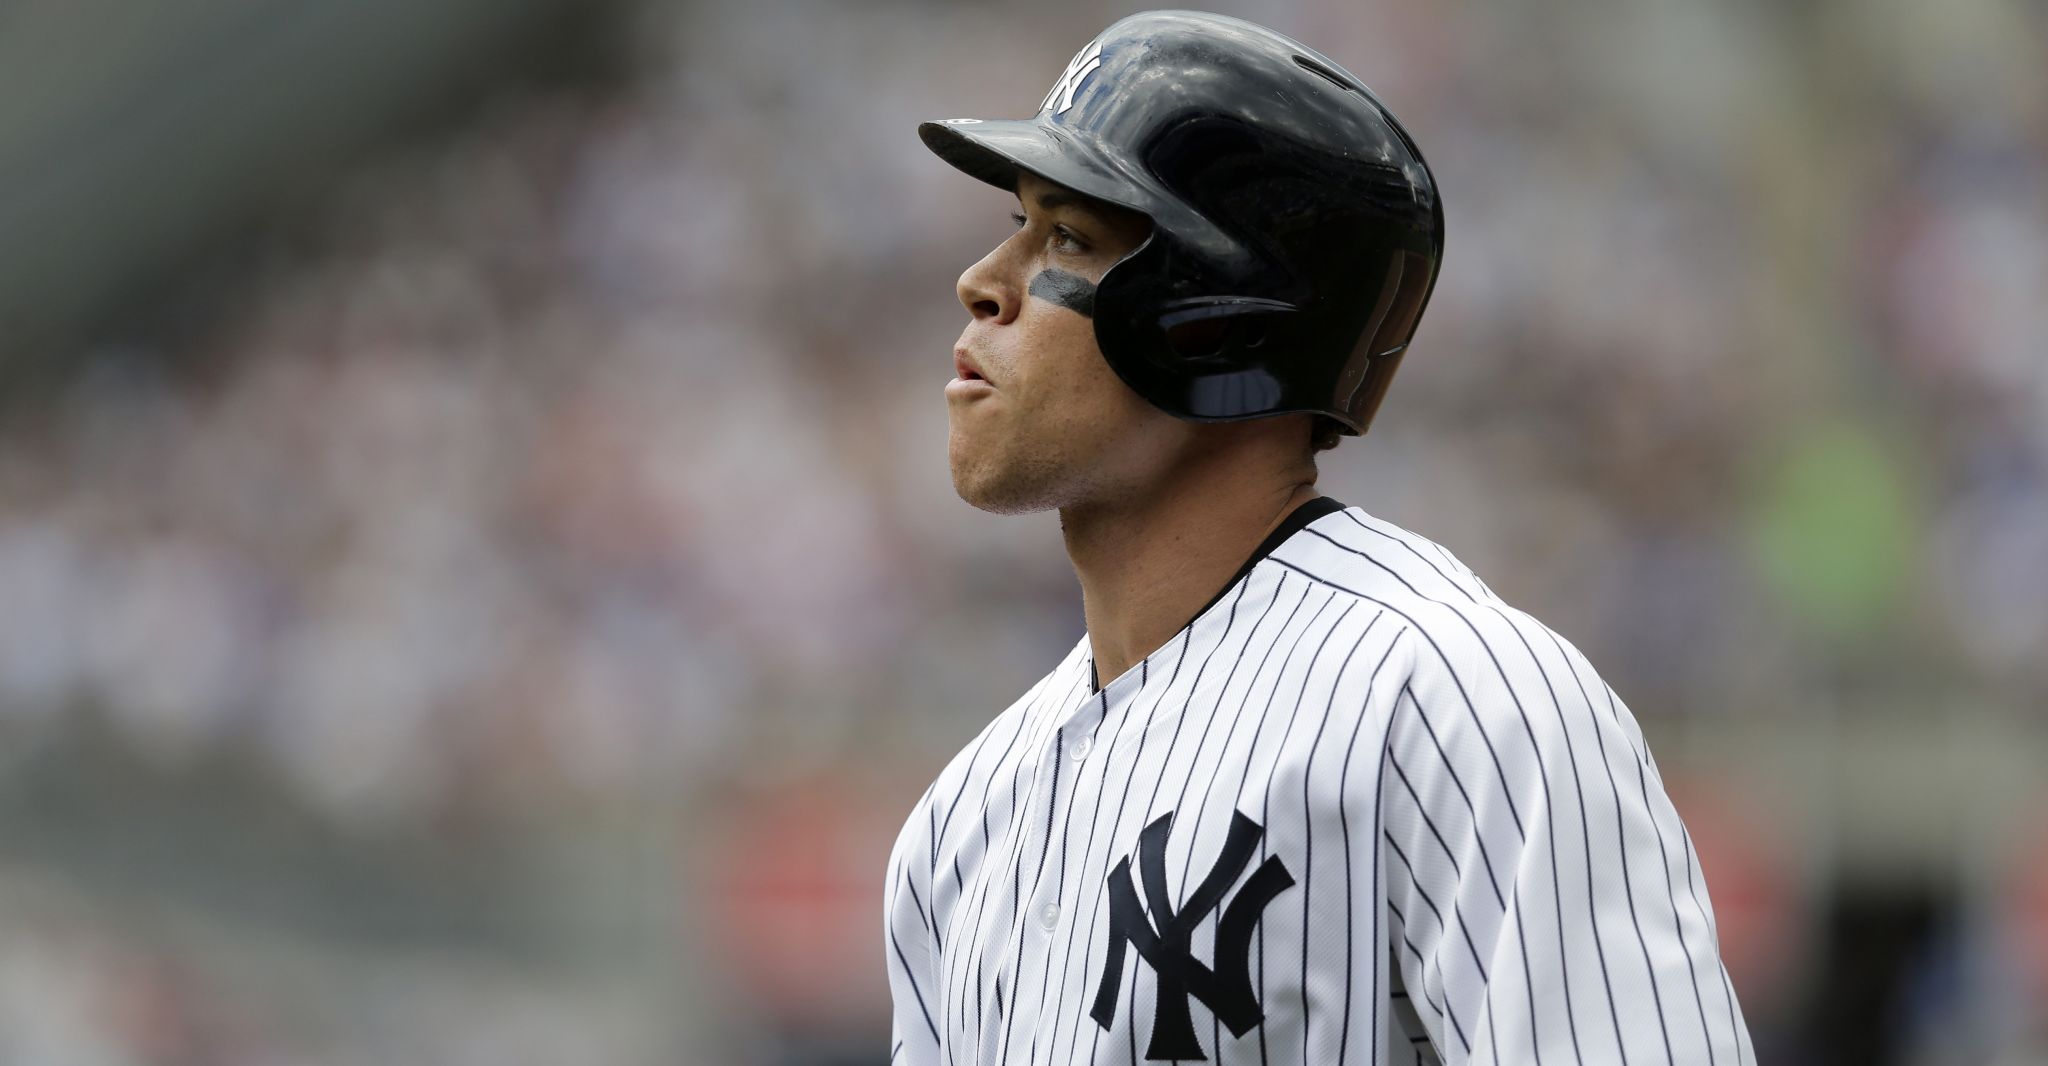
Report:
957,244,1021,325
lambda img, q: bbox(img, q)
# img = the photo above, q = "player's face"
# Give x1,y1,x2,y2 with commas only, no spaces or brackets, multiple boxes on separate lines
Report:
946,173,1192,514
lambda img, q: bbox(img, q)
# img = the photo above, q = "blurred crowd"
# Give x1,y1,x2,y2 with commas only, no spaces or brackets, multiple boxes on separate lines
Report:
3,0,2042,818
0,0,2042,1061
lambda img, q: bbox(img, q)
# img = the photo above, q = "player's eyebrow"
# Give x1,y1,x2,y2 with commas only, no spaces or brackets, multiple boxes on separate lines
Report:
1016,183,1151,246
1017,188,1099,218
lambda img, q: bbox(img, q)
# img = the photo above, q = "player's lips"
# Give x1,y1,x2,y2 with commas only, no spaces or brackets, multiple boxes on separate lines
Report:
953,348,992,385
949,348,996,397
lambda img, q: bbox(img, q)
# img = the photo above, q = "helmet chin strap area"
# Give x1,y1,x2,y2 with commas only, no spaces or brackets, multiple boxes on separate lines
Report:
1028,268,1097,318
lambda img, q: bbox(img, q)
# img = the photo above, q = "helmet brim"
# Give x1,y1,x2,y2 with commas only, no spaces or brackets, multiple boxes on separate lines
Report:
917,118,1156,218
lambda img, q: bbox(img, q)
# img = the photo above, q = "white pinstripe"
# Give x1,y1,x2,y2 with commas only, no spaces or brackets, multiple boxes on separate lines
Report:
884,506,1755,1064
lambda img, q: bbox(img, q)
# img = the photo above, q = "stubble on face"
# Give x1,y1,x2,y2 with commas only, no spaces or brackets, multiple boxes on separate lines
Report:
949,357,1184,515
946,175,1175,514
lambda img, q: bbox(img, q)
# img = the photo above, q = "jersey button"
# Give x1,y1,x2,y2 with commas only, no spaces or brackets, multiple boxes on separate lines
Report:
1038,902,1060,931
1070,734,1093,763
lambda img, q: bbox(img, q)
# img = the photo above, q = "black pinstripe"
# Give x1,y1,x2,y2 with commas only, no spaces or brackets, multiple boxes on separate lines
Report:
884,505,1754,1064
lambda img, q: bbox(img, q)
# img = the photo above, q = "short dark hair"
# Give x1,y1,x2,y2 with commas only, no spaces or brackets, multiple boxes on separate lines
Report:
1309,415,1347,454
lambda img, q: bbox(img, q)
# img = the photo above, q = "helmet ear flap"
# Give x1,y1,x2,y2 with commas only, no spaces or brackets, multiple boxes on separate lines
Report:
1160,313,1277,360
1158,301,1297,362
1094,232,1325,422
1088,232,1177,398
1164,316,1235,360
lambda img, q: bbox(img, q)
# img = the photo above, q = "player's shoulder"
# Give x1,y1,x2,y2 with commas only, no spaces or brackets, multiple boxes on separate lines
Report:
1266,505,1598,704
1265,504,1495,626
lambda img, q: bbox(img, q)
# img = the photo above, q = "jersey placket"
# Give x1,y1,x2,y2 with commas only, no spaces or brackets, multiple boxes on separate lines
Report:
981,682,1114,1063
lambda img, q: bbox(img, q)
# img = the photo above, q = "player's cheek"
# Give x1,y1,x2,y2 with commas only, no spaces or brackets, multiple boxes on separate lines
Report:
1010,303,1087,408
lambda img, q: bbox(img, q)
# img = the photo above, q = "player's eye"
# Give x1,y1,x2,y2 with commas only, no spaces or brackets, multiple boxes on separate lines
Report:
1011,211,1088,254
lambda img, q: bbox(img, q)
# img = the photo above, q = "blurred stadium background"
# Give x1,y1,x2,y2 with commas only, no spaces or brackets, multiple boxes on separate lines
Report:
0,0,2043,1062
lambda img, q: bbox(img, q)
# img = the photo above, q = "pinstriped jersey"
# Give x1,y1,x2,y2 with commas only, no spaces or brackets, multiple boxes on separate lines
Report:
884,502,1756,1065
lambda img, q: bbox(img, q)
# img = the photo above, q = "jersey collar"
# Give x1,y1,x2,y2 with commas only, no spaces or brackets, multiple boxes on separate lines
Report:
1089,495,1348,693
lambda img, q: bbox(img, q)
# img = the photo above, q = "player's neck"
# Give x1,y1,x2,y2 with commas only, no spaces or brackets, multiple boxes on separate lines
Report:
1060,461,1320,690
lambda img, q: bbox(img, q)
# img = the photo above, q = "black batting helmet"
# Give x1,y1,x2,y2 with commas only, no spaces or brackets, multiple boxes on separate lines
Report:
920,10,1444,436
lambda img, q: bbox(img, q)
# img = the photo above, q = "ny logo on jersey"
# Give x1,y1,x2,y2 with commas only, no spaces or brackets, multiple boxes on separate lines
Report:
1091,810,1295,1061
1041,38,1104,116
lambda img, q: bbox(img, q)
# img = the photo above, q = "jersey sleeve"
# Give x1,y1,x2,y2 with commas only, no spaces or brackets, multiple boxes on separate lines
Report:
884,782,944,1065
1378,604,1756,1065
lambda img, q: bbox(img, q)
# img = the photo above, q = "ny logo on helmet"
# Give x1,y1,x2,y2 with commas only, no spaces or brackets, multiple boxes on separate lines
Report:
1091,810,1295,1061
1041,39,1104,116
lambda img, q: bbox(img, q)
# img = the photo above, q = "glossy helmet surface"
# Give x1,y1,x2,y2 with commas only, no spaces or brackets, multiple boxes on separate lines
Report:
919,10,1444,434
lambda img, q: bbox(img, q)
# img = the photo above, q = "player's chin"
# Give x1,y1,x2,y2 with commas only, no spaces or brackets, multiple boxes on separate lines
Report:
949,445,1061,515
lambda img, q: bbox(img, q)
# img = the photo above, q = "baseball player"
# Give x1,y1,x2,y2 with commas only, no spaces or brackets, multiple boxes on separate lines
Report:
886,11,1755,1065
